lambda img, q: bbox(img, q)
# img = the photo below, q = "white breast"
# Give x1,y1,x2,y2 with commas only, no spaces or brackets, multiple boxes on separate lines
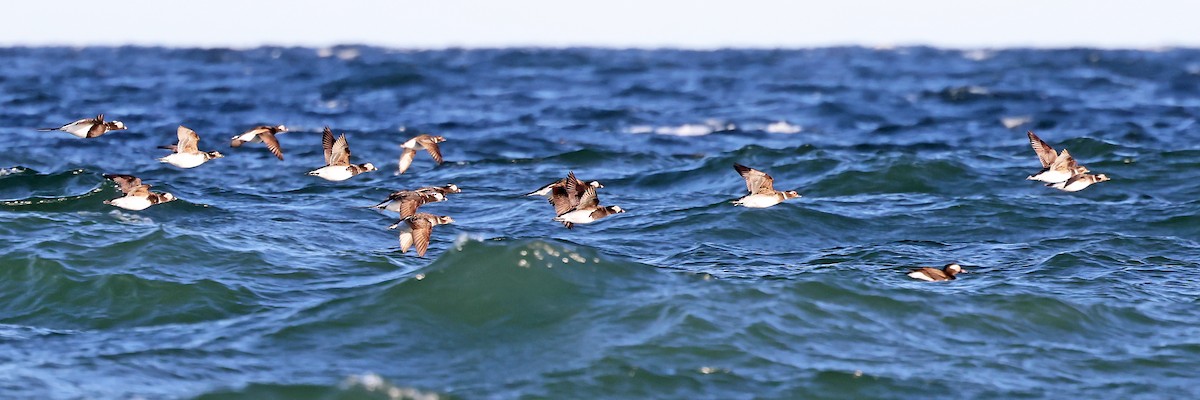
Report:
108,196,153,211
1030,170,1071,183
735,194,782,208
1061,180,1092,192
554,209,595,224
309,166,354,181
61,122,93,138
159,153,208,169
907,271,936,281
235,132,262,143
401,137,419,149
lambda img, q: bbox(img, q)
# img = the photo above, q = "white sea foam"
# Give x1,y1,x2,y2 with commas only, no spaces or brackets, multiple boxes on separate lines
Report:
627,120,735,136
1001,116,1032,129
342,373,441,400
962,49,993,61
764,121,802,134
108,210,154,224
0,167,26,176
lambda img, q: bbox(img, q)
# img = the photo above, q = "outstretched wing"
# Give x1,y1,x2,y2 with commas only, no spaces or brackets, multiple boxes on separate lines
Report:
420,137,444,164
397,148,416,174
1027,131,1057,169
734,164,775,194
576,186,599,209
321,127,335,164
103,174,143,194
177,126,200,153
329,134,351,166
261,131,284,160
86,115,107,138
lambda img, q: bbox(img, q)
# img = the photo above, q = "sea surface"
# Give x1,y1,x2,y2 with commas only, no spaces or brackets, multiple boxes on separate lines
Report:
2,46,1199,399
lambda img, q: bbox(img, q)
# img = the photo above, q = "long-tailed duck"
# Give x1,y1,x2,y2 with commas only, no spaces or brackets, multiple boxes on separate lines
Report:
388,213,454,257
553,184,624,229
372,189,447,217
38,114,127,138
1026,131,1089,183
396,134,445,175
528,172,603,215
158,125,223,168
1046,173,1110,192
417,183,461,195
307,127,377,181
102,174,176,211
732,164,800,208
230,125,287,160
908,263,967,282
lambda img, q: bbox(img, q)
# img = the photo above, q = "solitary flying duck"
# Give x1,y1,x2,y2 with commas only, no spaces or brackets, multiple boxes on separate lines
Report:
102,174,176,211
396,134,445,175
230,125,287,160
553,184,624,229
308,127,377,181
732,164,800,208
158,125,224,168
907,263,967,282
388,213,455,257
1026,131,1089,183
38,114,127,138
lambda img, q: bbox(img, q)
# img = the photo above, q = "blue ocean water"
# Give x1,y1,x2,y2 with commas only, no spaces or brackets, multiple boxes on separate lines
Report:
1,46,1199,399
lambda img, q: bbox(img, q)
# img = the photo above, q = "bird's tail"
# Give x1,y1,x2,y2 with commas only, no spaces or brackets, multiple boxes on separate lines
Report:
36,128,58,132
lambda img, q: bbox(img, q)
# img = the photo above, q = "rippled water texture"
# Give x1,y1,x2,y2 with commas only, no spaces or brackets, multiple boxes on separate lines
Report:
2,47,1200,399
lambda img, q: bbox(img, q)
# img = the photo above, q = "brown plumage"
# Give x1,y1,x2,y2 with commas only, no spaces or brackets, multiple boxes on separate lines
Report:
1026,131,1089,182
372,190,447,217
397,134,446,174
388,213,454,257
907,263,967,282
230,125,287,160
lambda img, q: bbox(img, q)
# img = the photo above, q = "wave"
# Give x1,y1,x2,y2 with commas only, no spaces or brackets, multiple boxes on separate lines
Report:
193,373,447,400
0,254,264,330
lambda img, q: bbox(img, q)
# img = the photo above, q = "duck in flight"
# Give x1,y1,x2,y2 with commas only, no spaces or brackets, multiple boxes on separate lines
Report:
1025,131,1089,183
102,174,176,211
388,213,454,257
732,164,800,208
38,114,127,138
308,127,377,181
396,134,445,175
230,125,287,160
158,125,223,168
553,183,624,229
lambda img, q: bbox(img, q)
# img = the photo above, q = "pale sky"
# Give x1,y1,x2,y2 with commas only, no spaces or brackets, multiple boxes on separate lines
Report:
4,0,1199,49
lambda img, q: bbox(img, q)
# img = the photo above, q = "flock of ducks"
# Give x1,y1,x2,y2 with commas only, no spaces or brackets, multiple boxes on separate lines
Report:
34,114,1110,277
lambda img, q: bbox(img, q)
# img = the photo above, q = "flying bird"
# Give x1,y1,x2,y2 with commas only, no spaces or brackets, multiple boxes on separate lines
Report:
230,125,287,160
102,174,176,211
371,189,447,217
308,127,377,181
1025,131,1089,183
553,184,624,229
158,125,224,168
732,164,800,208
38,114,127,138
1046,173,1110,192
388,213,454,257
396,134,445,174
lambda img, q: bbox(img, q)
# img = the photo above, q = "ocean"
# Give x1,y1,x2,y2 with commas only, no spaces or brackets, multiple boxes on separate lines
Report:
2,46,1199,399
